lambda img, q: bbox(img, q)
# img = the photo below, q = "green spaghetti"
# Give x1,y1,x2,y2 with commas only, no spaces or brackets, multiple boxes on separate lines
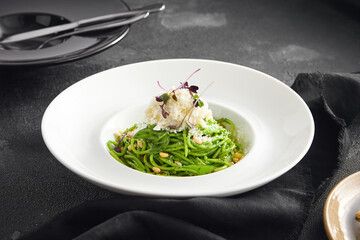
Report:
107,118,244,176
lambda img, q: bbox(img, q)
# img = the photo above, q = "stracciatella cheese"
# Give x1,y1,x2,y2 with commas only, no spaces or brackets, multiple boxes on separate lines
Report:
144,89,213,131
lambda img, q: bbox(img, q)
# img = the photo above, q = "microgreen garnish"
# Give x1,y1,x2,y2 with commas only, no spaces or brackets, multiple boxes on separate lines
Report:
114,131,128,152
193,94,204,107
187,84,199,93
195,100,204,107
159,104,169,118
155,69,203,120
186,119,195,128
175,68,201,91
157,81,167,91
156,93,170,104
171,90,177,101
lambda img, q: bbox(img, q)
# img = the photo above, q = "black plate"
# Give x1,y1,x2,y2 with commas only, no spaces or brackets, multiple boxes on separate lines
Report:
0,0,130,66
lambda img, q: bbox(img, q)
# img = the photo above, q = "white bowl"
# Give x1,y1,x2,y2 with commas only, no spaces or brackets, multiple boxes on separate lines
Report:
41,59,314,197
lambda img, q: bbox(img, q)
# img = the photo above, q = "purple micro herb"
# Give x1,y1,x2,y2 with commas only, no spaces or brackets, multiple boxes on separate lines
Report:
155,93,170,104
159,104,169,118
186,119,195,128
119,132,127,144
157,81,167,91
114,131,128,152
188,85,199,93
176,68,201,91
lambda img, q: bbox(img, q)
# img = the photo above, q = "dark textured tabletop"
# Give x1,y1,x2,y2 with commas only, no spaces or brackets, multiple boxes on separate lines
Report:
1,0,360,239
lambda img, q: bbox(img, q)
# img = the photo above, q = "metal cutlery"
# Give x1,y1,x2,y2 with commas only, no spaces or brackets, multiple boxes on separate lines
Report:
0,3,164,45
37,12,149,49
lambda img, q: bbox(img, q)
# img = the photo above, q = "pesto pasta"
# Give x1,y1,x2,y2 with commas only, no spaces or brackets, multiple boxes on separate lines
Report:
107,118,244,176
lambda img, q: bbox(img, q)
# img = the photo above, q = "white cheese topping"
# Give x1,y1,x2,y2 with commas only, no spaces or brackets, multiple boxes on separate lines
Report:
144,88,213,131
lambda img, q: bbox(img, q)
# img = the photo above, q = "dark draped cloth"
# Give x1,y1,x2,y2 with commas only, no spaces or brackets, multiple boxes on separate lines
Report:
20,73,360,240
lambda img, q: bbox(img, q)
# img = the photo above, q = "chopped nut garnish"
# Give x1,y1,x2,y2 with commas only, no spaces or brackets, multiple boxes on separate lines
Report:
174,161,182,166
234,152,243,159
138,140,143,149
233,157,240,163
193,137,202,144
159,152,169,158
356,211,360,222
152,167,161,174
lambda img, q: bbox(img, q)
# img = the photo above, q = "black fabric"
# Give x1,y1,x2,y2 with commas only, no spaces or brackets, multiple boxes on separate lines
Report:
298,73,360,240
19,73,360,240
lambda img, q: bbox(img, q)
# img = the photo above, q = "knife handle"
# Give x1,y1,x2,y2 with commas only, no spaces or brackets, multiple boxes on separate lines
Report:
77,3,164,27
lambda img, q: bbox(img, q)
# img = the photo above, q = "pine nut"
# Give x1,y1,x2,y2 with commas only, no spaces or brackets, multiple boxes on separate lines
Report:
234,152,243,159
159,152,169,158
128,145,132,151
174,161,182,166
356,211,360,222
193,137,202,144
233,157,240,163
138,140,143,149
152,167,161,173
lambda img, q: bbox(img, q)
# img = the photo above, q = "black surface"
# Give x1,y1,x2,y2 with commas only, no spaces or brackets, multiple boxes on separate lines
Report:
1,0,360,239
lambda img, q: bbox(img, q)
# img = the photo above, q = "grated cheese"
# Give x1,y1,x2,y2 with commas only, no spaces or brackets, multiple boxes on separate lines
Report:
144,88,213,131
